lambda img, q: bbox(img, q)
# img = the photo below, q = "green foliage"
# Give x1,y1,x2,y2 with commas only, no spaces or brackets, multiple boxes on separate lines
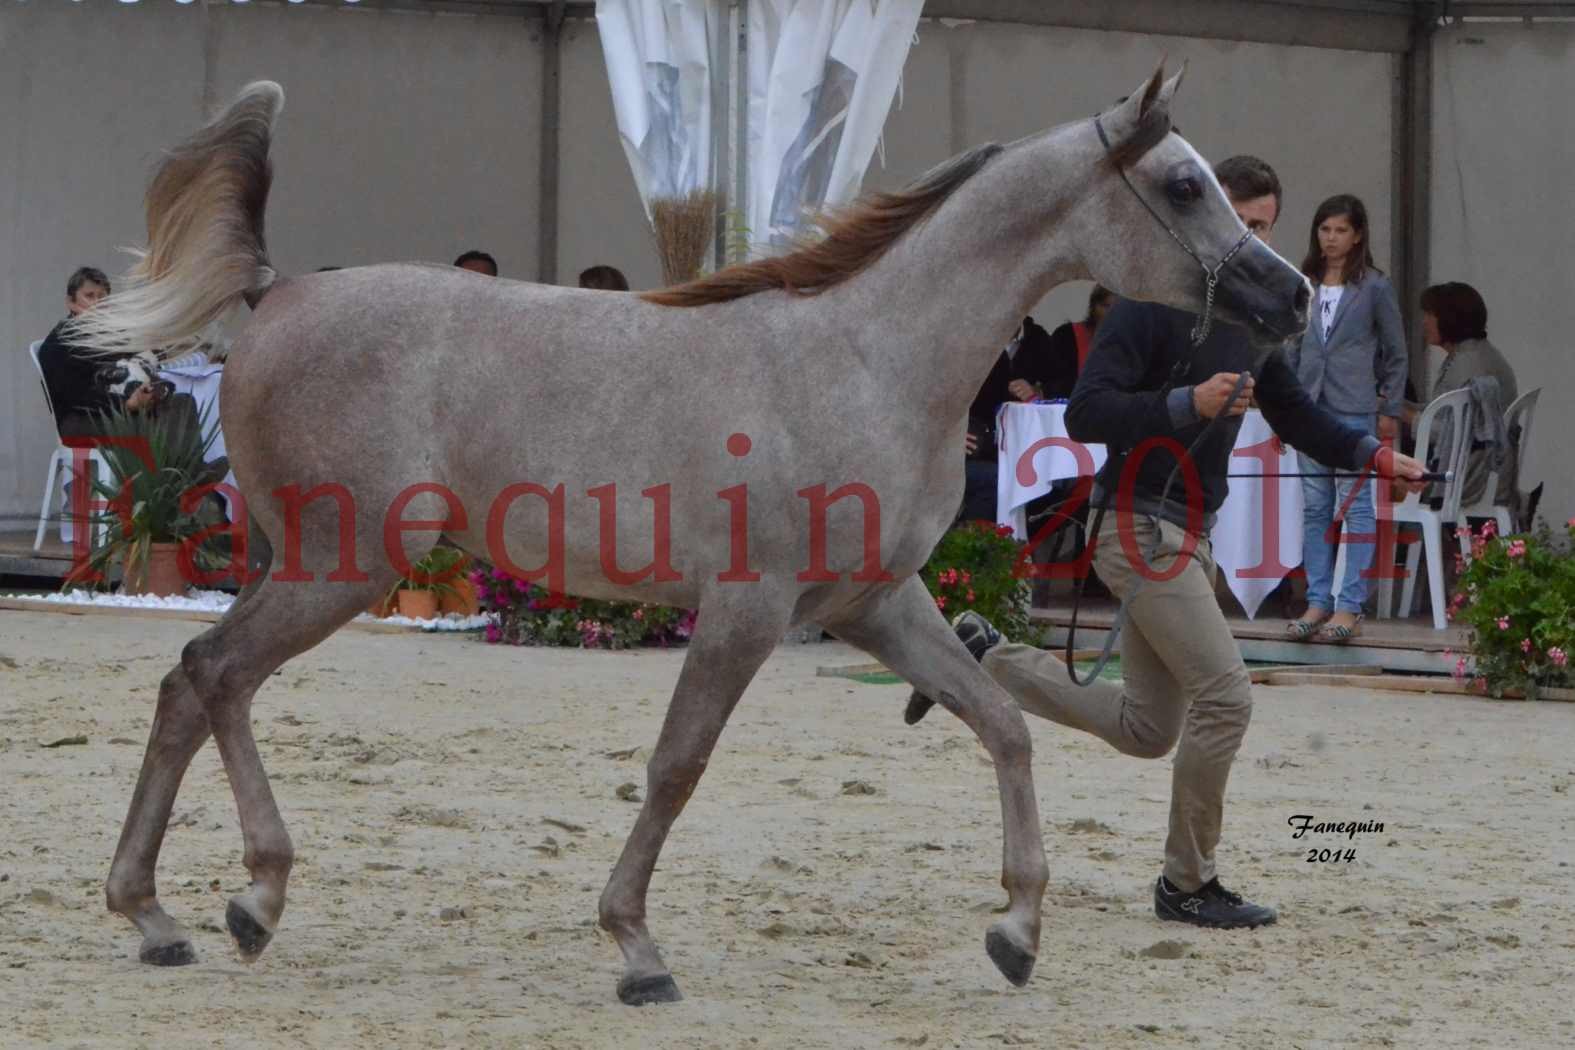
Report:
920,520,1041,644
70,401,226,591
1452,519,1575,697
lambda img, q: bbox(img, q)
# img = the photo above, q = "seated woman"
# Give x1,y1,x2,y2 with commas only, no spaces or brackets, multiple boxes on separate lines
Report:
1405,281,1518,511
1038,285,1116,398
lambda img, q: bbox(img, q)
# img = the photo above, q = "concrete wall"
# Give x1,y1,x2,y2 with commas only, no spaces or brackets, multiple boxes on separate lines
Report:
0,1,558,531
1431,21,1574,529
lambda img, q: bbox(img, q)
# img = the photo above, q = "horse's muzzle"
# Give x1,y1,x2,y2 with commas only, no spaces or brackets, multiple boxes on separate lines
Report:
1214,238,1310,343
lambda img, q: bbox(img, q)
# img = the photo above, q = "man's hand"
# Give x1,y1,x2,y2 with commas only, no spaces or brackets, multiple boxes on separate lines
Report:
965,431,979,456
126,386,155,412
1374,446,1427,494
1007,379,1038,403
1377,415,1399,442
1192,372,1255,419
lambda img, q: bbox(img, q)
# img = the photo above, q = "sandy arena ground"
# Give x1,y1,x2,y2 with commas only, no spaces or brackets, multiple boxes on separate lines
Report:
2,609,1573,1049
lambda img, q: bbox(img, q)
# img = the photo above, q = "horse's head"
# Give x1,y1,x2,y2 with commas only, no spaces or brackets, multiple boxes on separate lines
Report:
1074,64,1310,344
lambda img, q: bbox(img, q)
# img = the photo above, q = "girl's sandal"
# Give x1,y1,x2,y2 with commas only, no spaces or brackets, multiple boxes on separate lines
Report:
1314,615,1365,645
1286,609,1331,640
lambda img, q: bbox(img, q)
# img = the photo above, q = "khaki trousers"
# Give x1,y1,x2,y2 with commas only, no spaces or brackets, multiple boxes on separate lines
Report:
982,514,1253,891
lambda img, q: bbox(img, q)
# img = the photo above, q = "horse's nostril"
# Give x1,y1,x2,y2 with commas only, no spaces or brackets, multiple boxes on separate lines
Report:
1294,281,1311,314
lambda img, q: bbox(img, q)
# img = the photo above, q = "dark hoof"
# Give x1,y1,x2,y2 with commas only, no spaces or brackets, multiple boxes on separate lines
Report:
617,972,683,1006
985,928,1036,987
225,900,274,960
139,940,197,966
904,689,936,725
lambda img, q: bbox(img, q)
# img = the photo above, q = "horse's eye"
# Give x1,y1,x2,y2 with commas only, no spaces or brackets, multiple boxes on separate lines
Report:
1167,177,1203,206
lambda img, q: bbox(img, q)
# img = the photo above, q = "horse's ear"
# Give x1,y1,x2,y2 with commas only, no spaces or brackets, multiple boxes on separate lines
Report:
1101,61,1175,163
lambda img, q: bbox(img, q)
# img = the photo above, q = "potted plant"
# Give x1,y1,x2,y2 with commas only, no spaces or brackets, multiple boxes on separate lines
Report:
1451,518,1575,699
920,520,1040,644
436,549,481,616
393,546,464,621
70,400,225,598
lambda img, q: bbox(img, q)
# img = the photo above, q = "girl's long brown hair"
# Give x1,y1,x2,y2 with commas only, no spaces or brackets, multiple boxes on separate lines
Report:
641,143,1003,308
1301,193,1379,286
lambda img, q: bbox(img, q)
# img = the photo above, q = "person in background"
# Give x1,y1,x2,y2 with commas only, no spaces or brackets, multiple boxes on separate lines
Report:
1041,285,1118,398
1408,281,1518,510
454,250,498,277
1281,194,1407,644
37,267,125,433
958,318,1056,523
579,265,630,291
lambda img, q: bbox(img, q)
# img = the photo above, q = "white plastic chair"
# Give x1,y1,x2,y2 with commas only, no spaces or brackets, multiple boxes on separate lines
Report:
1456,387,1539,538
1378,388,1475,629
28,339,110,551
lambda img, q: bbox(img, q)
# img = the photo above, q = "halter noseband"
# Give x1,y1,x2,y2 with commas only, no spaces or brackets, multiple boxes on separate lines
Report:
1094,114,1255,346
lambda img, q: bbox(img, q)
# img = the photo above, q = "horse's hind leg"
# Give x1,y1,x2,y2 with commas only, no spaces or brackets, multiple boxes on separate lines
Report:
822,576,1049,988
105,553,271,965
598,592,791,1005
105,662,213,964
181,574,387,960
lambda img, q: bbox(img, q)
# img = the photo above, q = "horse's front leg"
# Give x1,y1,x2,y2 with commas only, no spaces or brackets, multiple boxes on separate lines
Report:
598,590,792,1005
824,576,1049,987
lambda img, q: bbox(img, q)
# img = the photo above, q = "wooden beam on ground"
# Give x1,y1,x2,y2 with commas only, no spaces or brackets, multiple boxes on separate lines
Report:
0,597,445,636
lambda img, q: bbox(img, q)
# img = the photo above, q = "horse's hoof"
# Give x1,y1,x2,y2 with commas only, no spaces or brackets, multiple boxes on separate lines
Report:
904,689,936,725
985,926,1036,987
139,939,197,966
617,972,683,1006
225,899,275,961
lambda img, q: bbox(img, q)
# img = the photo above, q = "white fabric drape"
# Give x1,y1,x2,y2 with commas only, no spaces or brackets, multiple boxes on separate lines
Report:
595,0,718,220
745,0,924,253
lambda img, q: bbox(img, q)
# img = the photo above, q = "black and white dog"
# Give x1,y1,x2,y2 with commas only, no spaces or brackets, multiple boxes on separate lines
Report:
97,351,175,405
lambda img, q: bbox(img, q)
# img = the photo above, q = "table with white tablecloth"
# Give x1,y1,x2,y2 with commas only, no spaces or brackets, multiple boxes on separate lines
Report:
994,401,1306,619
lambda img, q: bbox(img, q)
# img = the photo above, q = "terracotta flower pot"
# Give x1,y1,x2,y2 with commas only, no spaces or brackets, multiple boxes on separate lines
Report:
439,576,480,617
123,542,188,598
396,589,439,621
366,591,399,618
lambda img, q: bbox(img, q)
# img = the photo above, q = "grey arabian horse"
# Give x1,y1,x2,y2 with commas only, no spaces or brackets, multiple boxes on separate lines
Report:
72,65,1310,1004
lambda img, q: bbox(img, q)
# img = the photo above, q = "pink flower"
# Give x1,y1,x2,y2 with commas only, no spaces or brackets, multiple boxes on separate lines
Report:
1507,540,1527,559
484,623,502,644
1455,527,1471,541
1482,520,1497,539
1497,616,1510,631
1453,656,1468,681
492,568,510,583
633,609,644,621
1521,638,1533,653
966,589,976,603
1567,517,1575,529
1550,647,1569,668
513,578,529,593
1472,676,1488,693
935,596,947,611
475,585,492,604
961,571,972,585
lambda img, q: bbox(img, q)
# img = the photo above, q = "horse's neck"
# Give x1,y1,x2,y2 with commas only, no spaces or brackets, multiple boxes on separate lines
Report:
825,151,1084,423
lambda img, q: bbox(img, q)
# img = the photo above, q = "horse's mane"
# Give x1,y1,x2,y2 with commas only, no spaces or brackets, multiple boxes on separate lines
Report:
641,142,1005,308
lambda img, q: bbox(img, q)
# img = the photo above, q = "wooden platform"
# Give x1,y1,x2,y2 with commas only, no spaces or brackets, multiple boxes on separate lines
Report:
1031,596,1469,675
0,528,103,581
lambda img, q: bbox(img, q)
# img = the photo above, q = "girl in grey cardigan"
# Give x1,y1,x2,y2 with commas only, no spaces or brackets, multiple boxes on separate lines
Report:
1283,195,1408,642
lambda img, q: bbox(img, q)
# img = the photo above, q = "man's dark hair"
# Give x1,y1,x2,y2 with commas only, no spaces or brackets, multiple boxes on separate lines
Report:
1213,155,1282,220
1421,281,1489,344
454,250,498,276
67,266,110,298
579,264,630,291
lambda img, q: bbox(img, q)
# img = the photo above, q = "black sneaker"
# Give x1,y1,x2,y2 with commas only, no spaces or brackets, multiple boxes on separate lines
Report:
1154,875,1278,929
904,612,1003,725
